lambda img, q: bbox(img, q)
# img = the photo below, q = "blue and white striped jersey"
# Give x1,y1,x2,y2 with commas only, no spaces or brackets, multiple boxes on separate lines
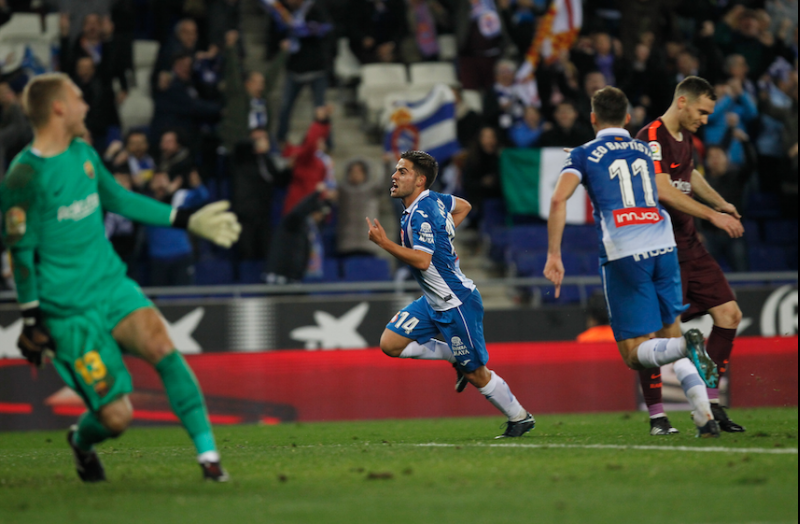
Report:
561,128,676,264
400,190,475,311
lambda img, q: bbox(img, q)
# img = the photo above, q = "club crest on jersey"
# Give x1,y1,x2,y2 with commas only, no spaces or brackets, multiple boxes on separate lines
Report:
83,160,95,179
4,207,26,237
613,207,663,227
419,222,434,243
648,141,662,161
451,336,469,356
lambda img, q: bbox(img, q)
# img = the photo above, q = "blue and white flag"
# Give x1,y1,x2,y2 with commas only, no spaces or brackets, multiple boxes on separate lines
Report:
383,84,460,163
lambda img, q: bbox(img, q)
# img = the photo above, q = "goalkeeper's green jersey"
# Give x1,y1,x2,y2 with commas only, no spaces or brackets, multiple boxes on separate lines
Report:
0,138,174,317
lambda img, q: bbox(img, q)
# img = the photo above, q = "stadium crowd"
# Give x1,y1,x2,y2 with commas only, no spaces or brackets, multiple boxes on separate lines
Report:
0,0,796,290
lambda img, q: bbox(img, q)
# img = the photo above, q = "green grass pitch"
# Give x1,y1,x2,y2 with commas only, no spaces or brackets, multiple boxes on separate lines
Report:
0,408,797,524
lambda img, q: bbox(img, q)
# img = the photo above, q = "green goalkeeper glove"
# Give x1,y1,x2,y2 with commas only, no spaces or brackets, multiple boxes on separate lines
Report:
173,200,242,248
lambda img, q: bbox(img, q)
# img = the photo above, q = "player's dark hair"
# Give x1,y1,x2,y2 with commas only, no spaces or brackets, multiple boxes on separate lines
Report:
400,150,438,189
125,129,147,142
21,72,70,129
591,86,629,127
675,76,717,102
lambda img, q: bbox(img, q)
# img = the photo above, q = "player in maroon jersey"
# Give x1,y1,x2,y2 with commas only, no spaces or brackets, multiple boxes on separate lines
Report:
635,76,747,435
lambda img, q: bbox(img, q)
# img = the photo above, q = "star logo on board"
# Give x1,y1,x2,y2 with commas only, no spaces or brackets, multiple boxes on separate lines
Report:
290,302,369,350
0,308,205,358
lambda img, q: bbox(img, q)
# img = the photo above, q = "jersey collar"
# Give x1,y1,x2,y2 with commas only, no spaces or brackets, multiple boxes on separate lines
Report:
596,128,630,139
402,189,430,215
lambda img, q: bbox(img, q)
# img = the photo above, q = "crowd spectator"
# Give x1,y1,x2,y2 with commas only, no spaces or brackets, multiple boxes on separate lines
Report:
59,0,112,44
156,130,194,184
153,18,201,85
571,70,606,125
207,0,241,49
267,0,332,144
756,61,797,193
281,105,334,214
219,30,270,153
618,43,672,120
509,105,548,148
455,0,507,91
266,186,335,284
403,0,451,63
758,68,799,191
482,59,527,139
454,87,482,149
705,79,758,166
0,81,32,177
337,158,383,258
463,126,502,224
150,53,222,151
103,130,156,190
347,0,407,64
72,56,119,149
498,0,542,58
145,170,209,286
104,172,140,278
538,101,594,147
231,127,291,262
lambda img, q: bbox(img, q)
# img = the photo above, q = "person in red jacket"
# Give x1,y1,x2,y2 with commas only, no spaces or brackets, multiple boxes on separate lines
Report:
281,105,334,215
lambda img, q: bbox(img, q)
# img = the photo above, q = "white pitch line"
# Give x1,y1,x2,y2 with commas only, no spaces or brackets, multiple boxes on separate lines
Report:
413,443,799,455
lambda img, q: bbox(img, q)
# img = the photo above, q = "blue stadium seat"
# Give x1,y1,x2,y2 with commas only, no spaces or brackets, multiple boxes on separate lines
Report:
304,258,342,283
481,198,507,232
580,252,600,275
238,260,264,284
746,192,781,218
195,258,234,285
748,245,790,272
342,256,390,282
788,246,798,270
762,219,797,246
562,225,598,251
505,225,549,263
743,219,760,245
485,226,510,264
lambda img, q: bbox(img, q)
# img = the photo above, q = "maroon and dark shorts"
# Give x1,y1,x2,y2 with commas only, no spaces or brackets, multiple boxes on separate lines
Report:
679,253,736,321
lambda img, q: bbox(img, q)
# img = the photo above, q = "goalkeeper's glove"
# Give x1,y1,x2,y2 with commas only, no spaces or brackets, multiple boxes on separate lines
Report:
18,306,56,368
173,200,242,248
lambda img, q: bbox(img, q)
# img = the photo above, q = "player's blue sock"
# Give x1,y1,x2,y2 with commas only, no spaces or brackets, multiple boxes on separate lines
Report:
399,340,456,363
636,337,686,367
73,411,115,452
156,351,217,457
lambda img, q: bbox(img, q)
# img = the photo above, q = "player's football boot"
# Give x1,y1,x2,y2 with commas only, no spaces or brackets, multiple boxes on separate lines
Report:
649,416,680,436
201,460,230,482
453,363,468,393
495,413,535,439
711,404,746,433
67,426,106,482
683,329,719,389
695,419,721,438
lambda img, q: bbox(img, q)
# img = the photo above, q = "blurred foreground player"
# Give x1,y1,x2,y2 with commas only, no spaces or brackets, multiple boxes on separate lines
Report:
367,151,535,439
544,86,720,437
0,73,241,482
636,77,746,434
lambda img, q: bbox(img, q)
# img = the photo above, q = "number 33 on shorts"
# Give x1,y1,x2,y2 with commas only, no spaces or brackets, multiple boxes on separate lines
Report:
75,350,108,386
391,311,419,335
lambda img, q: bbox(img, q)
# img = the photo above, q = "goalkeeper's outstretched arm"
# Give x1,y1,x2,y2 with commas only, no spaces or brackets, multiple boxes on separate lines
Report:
97,161,241,247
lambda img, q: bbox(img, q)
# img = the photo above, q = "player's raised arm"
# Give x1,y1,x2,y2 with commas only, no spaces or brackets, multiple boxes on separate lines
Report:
451,197,472,228
366,217,432,270
654,173,743,238
544,171,581,298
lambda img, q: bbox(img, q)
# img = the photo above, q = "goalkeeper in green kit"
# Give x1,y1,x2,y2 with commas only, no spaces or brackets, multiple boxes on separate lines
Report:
0,73,241,482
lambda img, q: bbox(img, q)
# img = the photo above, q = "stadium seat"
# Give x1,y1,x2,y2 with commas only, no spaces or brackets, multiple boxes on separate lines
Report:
481,198,507,232
762,219,797,246
133,68,151,95
43,12,60,40
743,219,760,245
195,259,234,285
334,37,361,84
461,89,483,113
746,192,781,218
304,258,341,284
748,245,790,272
0,13,41,39
506,225,549,263
580,252,600,275
133,40,159,70
342,256,390,282
357,64,409,119
118,92,154,132
238,260,264,284
562,225,598,251
437,34,457,60
409,62,457,88
485,225,509,264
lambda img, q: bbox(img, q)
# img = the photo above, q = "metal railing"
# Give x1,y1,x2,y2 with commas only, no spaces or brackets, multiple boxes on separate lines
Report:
0,272,795,304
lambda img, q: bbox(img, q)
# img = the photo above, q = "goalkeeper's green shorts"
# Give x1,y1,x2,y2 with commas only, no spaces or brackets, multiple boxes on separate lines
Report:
46,277,153,412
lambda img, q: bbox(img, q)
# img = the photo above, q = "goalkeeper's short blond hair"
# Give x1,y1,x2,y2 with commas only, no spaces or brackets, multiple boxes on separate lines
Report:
21,73,71,130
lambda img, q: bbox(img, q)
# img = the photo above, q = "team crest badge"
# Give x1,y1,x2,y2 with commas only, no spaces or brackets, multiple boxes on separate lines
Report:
5,207,26,237
83,160,95,179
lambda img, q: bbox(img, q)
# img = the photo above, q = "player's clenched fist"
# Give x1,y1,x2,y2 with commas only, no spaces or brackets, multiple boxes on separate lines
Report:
18,306,56,368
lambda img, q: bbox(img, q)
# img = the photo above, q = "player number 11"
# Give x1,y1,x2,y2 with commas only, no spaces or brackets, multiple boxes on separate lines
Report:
608,158,656,208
